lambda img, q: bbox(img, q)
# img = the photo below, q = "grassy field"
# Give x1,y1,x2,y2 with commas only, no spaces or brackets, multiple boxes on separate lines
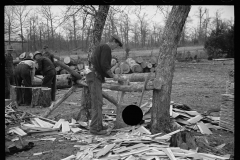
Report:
7,59,234,160
54,45,207,60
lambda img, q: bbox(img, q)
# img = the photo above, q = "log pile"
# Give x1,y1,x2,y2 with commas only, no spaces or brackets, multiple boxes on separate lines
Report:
111,56,157,74
220,94,234,132
58,55,85,75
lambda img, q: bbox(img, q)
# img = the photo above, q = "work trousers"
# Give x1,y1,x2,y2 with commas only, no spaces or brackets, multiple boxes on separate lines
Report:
86,71,104,132
42,69,56,101
5,71,16,99
14,64,32,105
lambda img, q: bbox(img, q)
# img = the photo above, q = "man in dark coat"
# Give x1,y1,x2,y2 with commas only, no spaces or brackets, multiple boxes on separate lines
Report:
14,56,36,105
33,51,56,101
87,35,124,135
5,45,16,99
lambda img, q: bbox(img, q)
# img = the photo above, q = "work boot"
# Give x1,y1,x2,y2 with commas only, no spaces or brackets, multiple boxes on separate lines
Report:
90,129,108,135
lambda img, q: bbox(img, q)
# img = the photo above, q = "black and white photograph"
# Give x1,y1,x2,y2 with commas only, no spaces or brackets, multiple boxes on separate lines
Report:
5,5,234,160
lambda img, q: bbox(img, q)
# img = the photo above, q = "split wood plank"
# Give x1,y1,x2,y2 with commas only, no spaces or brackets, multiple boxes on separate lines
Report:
53,119,65,129
135,126,151,135
30,119,41,127
113,143,146,154
61,155,76,160
8,127,27,136
34,118,54,128
187,115,203,124
197,121,212,135
185,111,201,116
95,143,116,158
109,147,152,158
70,127,81,133
161,148,177,160
61,121,70,133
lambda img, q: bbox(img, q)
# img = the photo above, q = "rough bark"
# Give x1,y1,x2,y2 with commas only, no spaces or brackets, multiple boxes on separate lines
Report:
80,5,110,122
151,6,191,134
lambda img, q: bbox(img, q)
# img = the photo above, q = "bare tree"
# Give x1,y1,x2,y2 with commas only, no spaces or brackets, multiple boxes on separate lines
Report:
41,6,58,49
5,6,18,45
151,6,191,134
14,6,31,52
194,6,207,44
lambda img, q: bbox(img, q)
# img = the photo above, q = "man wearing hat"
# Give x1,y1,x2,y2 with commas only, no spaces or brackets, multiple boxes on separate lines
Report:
86,34,125,135
5,45,16,98
14,56,36,105
33,51,56,102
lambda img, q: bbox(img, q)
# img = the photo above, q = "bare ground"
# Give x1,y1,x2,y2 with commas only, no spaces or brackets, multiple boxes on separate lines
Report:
6,59,234,160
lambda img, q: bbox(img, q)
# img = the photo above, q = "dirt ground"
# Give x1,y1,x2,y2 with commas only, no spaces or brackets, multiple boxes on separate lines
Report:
6,59,234,160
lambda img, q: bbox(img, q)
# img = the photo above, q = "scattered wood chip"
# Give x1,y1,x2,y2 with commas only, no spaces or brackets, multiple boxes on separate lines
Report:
53,119,64,129
70,127,81,133
95,143,116,158
61,121,70,133
187,115,203,124
134,126,151,135
34,118,54,128
8,127,27,136
161,148,177,160
215,143,226,150
197,122,212,135
60,155,76,160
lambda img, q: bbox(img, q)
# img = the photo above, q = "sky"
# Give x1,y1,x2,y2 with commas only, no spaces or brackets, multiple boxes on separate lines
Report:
28,5,234,38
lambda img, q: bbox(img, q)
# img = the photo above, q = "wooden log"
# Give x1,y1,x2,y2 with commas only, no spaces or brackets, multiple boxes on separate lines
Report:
141,61,147,69
115,67,121,74
102,81,155,92
69,65,76,70
39,88,52,107
147,62,153,68
42,85,78,118
119,62,130,74
111,63,119,73
126,58,142,73
53,60,82,80
77,63,84,71
106,73,155,82
32,74,72,89
136,57,144,64
111,58,117,67
150,56,157,65
64,56,77,65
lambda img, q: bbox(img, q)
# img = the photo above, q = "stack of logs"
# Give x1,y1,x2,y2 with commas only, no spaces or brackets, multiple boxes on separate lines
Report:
220,69,234,132
111,56,157,74
56,55,85,75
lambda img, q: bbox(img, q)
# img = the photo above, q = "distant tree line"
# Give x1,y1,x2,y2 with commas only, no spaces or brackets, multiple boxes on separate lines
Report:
5,5,234,54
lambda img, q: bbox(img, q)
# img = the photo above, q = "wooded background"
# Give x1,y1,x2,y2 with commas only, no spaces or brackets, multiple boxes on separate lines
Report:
5,5,234,55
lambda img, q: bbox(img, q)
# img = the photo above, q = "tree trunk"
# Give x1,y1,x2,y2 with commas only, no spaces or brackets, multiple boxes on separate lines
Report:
80,5,110,122
151,6,191,134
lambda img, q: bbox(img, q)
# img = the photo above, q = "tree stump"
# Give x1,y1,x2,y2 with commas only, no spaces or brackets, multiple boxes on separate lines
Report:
31,87,51,108
169,130,197,150
39,88,52,108
114,104,130,129
31,88,41,107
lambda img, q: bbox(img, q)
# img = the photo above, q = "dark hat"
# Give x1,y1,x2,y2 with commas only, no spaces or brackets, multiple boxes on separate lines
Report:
111,34,123,47
33,51,42,59
6,45,14,51
43,45,48,49
24,55,34,61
